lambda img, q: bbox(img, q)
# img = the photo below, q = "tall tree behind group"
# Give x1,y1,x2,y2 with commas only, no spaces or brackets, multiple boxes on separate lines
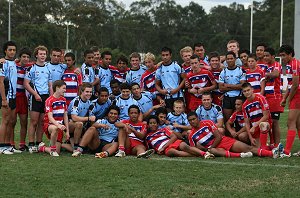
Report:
0,0,294,62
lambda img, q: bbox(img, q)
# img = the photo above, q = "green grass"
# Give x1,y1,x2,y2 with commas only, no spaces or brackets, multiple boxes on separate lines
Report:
1,110,300,197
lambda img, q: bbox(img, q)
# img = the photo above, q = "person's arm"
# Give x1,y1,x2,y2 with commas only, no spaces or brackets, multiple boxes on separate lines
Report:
170,72,186,95
48,81,53,96
215,118,224,129
244,117,256,146
172,122,192,131
63,112,70,139
71,114,96,123
260,78,266,95
209,129,222,149
265,69,279,79
126,125,146,140
24,79,42,102
225,119,237,138
143,104,162,119
0,76,8,108
287,75,299,103
157,132,177,154
155,79,167,95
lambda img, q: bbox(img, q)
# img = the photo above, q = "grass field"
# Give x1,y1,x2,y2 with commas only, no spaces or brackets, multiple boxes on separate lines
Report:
1,111,300,197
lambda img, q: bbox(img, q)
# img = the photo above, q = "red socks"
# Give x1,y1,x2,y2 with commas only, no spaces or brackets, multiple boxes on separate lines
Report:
225,151,241,158
119,146,125,151
260,132,268,149
284,130,296,154
257,148,273,157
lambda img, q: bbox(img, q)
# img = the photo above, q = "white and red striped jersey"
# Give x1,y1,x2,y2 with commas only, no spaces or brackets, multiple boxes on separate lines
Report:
109,65,128,83
282,58,300,93
140,68,157,93
265,61,282,97
245,67,265,93
16,62,32,97
257,60,268,73
146,128,173,152
61,68,82,106
229,111,245,128
182,63,191,74
121,120,146,143
44,95,67,125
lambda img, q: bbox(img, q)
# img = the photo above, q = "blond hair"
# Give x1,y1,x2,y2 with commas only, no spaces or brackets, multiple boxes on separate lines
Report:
33,45,48,57
144,52,155,62
180,46,193,56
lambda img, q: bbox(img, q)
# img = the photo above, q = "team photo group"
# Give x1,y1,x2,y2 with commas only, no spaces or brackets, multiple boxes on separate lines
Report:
0,39,299,160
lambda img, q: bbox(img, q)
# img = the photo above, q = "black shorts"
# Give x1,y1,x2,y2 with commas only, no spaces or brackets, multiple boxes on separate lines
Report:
223,96,237,110
165,97,184,110
0,97,16,110
29,94,49,113
90,139,117,154
271,112,281,120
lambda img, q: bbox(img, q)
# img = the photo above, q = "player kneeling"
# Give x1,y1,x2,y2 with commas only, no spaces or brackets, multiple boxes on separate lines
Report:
40,80,69,156
72,105,124,158
115,105,154,158
145,115,214,158
187,112,280,158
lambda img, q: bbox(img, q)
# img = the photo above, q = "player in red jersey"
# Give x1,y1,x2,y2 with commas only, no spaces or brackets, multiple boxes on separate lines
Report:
245,53,265,94
241,82,272,149
264,47,284,147
209,52,224,106
115,105,154,158
186,54,217,111
39,80,69,156
255,43,268,73
187,112,279,158
109,55,129,83
279,45,300,157
140,52,157,93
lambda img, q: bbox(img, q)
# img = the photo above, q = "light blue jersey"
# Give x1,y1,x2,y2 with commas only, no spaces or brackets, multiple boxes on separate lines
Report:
133,91,155,114
46,62,67,82
223,58,243,68
156,62,184,99
96,119,119,142
0,59,17,99
219,66,245,97
114,96,139,120
99,66,113,93
25,64,52,95
126,65,146,85
167,112,189,133
68,96,94,117
92,98,112,120
195,104,223,123
81,63,99,83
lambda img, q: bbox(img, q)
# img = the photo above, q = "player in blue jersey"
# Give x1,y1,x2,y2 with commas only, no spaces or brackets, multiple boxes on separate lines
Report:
155,47,186,111
99,51,113,93
92,87,112,120
47,48,67,82
195,92,225,134
155,107,172,129
219,51,246,123
113,82,141,121
193,43,210,69
109,79,121,102
68,83,95,151
126,52,146,85
0,41,18,154
72,105,125,158
24,45,53,153
131,82,164,120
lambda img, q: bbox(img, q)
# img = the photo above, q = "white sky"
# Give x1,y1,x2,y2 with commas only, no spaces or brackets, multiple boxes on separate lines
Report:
117,0,257,13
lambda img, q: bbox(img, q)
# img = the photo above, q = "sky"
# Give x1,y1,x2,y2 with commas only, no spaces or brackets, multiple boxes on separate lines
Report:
117,0,257,13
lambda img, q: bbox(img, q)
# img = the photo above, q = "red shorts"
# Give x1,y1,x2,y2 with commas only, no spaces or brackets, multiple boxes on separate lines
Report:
289,93,300,109
216,136,236,151
43,124,64,143
188,98,202,112
165,139,182,154
266,96,284,113
15,95,28,115
125,139,144,155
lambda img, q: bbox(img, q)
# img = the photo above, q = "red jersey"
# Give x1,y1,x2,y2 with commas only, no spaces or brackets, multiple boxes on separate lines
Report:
140,68,157,93
257,60,268,73
182,63,191,74
188,120,218,148
229,111,245,129
145,128,173,152
121,120,147,143
286,58,300,93
44,95,67,125
109,65,128,83
245,67,265,93
16,62,32,97
265,61,282,97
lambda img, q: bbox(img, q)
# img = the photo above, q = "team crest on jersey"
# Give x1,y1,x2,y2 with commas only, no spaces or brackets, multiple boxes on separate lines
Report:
255,76,259,80
202,77,206,81
72,76,75,80
46,106,50,111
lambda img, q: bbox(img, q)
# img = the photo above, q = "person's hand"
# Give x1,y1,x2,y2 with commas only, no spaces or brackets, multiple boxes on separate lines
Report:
250,138,257,146
34,94,42,102
280,99,286,107
1,99,8,108
88,116,96,122
173,122,180,128
57,124,66,131
101,124,110,130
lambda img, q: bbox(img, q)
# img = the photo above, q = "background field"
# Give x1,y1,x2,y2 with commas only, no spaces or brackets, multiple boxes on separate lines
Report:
1,110,300,197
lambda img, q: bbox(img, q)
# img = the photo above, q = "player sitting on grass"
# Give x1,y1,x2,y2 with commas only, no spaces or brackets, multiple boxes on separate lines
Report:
145,115,214,158
40,80,69,156
225,96,249,144
187,112,280,158
72,105,124,158
91,87,112,120
115,105,154,158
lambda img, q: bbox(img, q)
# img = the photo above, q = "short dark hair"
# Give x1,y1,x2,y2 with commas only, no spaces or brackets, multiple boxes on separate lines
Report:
131,82,140,89
90,46,99,52
65,52,75,60
241,82,252,89
98,87,109,94
264,47,276,56
3,41,17,55
190,54,199,60
208,52,219,61
50,47,62,54
117,55,128,65
128,104,140,114
247,53,257,60
256,43,267,49
279,44,295,57
193,42,204,50
155,107,168,116
239,49,250,56
18,47,31,58
119,82,131,90
110,79,120,86
161,46,172,54
202,92,212,98
147,115,159,124
84,49,94,57
187,111,198,119
52,80,66,92
226,51,236,59
80,82,93,93
101,51,112,59
235,96,246,102
107,105,120,115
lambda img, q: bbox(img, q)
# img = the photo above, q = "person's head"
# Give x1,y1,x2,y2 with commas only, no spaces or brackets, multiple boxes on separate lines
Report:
84,49,94,65
180,46,193,65
193,43,205,59
155,107,168,125
91,46,100,63
116,55,128,71
190,54,200,72
128,105,140,122
144,52,156,70
187,111,199,128
131,82,141,97
110,79,121,95
107,105,120,123
64,52,75,68
239,49,250,65
227,40,239,55
3,41,17,59
18,47,31,66
52,80,67,96
225,51,236,68
263,47,276,64
101,51,112,67
161,46,172,64
50,48,62,64
201,92,213,109
255,43,267,60
33,45,48,63
209,52,220,70
279,44,294,65
80,82,93,100
247,53,257,69
130,52,141,69
147,115,159,132
97,87,109,104
242,82,254,98
120,82,131,99
235,96,245,112
173,100,185,115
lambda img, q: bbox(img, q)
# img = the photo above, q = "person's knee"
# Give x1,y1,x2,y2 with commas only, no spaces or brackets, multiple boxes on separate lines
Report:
259,122,270,133
75,122,83,129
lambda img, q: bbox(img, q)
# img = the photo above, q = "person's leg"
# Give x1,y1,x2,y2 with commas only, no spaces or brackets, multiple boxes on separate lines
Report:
72,127,99,157
165,148,193,157
272,119,280,146
8,110,18,148
237,131,250,144
131,144,146,156
103,142,118,156
36,113,44,144
179,142,205,157
283,109,300,155
73,121,83,148
19,113,28,149
0,107,12,153
28,111,40,150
